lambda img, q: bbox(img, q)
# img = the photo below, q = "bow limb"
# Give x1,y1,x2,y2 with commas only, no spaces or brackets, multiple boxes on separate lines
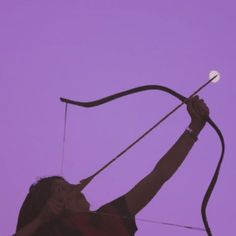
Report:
61,84,225,236
60,85,186,107
201,117,225,236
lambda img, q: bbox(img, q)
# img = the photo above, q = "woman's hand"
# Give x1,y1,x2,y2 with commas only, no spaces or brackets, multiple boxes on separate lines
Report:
187,95,210,130
37,195,65,224
14,196,65,236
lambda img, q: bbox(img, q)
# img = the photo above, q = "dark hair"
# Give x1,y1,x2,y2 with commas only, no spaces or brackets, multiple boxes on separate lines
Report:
16,176,63,232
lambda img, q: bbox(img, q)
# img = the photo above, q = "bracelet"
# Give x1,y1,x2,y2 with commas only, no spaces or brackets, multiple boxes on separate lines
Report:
186,126,198,141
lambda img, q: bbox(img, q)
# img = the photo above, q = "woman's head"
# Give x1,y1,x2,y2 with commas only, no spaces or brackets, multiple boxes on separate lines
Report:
16,176,90,231
16,176,64,231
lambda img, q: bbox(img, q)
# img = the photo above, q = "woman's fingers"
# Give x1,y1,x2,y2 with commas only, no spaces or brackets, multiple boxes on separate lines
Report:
49,198,65,216
187,96,210,122
38,196,65,223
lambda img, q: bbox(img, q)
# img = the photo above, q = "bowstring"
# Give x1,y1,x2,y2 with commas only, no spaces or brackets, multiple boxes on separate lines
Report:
60,103,68,176
94,212,205,232
80,211,206,232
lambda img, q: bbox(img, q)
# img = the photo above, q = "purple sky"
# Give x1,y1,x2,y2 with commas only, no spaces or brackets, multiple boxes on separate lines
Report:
1,1,235,235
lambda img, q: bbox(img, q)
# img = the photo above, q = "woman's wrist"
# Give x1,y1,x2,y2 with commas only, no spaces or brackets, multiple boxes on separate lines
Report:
189,120,205,136
14,217,43,236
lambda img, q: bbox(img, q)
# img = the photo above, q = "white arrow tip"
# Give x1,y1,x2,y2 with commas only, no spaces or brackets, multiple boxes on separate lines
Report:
209,70,220,83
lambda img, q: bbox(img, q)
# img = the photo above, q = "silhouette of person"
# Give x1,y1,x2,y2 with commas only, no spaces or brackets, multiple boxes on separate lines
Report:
14,95,209,236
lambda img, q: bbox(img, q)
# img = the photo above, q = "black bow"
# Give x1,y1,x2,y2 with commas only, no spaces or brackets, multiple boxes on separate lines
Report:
60,83,224,236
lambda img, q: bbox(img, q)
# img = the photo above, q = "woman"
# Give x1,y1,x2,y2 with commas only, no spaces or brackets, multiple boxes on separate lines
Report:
14,95,209,236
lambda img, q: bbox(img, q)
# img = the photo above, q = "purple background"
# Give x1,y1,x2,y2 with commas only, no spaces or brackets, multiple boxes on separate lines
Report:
1,1,235,235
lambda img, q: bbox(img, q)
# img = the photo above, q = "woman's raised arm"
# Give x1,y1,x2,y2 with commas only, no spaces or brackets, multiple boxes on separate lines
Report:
124,96,209,216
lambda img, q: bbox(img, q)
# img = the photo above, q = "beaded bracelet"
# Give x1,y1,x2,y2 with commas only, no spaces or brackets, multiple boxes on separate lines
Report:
186,126,198,141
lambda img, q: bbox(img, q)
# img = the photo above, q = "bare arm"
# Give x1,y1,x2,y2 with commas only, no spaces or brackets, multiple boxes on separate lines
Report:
13,217,43,236
124,96,209,216
14,195,65,236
